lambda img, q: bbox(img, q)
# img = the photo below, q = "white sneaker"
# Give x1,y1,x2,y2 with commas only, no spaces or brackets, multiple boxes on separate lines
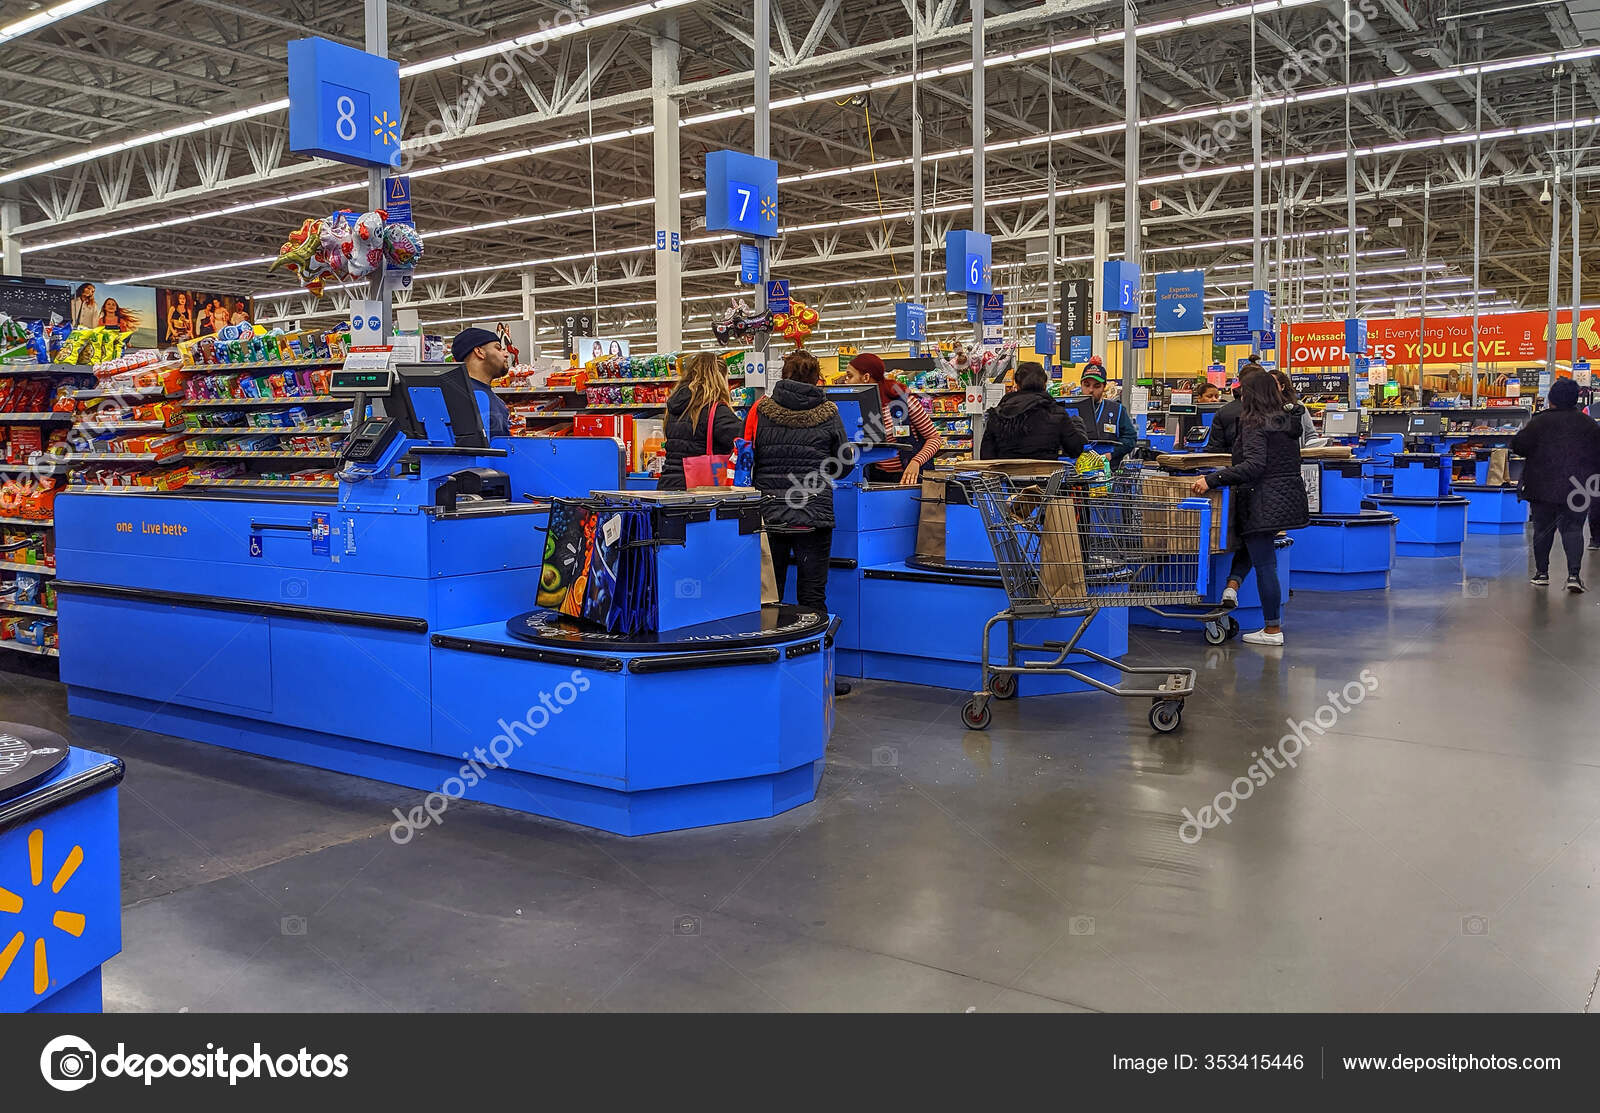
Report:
1220,585,1239,607
1242,629,1285,646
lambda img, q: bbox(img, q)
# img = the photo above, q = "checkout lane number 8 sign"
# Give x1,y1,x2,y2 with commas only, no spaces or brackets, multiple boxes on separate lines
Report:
334,95,358,142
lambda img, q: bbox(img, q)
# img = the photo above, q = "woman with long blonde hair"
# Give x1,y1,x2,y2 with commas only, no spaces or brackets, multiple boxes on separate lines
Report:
657,351,740,489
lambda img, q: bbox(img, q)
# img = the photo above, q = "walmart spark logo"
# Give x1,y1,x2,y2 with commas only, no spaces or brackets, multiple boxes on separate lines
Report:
760,195,777,223
373,110,399,147
0,829,86,996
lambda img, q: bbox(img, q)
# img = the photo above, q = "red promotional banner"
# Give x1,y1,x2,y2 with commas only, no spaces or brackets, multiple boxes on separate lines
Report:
1282,310,1600,367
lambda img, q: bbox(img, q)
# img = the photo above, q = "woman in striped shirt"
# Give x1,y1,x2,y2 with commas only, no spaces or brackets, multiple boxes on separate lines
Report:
842,352,945,485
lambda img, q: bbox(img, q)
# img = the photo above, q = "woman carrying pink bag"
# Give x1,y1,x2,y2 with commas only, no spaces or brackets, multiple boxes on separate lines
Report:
658,351,742,489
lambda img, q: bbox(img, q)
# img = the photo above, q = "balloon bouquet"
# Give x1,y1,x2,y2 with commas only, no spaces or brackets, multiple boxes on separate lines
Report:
268,209,425,297
771,300,819,346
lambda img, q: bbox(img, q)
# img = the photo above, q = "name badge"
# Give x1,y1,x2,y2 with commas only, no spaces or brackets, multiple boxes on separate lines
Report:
1103,422,1116,434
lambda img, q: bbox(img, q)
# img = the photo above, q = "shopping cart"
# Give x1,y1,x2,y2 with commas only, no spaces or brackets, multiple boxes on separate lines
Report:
955,469,1213,734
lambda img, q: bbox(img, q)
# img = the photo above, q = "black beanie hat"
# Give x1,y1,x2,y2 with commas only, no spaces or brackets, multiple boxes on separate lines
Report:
1549,376,1581,410
451,326,498,362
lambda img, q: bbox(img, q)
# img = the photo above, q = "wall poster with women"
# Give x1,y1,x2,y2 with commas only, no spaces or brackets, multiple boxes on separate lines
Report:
156,288,253,345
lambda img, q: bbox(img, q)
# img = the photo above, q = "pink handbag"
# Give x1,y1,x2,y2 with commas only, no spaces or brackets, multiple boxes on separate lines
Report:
682,403,732,487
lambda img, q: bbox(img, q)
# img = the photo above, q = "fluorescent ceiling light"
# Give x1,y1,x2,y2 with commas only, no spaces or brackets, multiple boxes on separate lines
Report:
0,0,107,46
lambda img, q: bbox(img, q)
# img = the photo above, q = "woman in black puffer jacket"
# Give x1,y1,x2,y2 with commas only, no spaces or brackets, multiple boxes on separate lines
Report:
657,351,741,490
751,349,850,695
980,362,1089,460
1192,373,1309,646
751,348,847,599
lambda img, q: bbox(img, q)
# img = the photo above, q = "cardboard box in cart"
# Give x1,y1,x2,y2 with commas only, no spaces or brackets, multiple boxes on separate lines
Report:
1140,473,1228,553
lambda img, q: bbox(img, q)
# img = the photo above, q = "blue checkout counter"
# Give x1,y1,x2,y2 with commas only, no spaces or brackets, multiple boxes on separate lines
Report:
1289,457,1397,591
0,727,123,1012
55,365,834,837
821,463,1127,692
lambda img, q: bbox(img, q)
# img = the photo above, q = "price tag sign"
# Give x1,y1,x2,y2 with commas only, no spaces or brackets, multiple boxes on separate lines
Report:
743,352,768,389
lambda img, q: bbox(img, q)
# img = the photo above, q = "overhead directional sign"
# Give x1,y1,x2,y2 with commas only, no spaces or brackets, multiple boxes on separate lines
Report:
1154,270,1205,333
1061,279,1091,336
1213,312,1252,346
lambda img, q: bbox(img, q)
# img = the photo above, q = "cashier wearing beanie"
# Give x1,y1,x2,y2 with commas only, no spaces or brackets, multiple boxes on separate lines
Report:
1068,358,1136,466
452,326,511,439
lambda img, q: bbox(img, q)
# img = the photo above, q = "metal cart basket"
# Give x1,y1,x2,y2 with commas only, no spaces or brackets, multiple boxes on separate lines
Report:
955,469,1213,733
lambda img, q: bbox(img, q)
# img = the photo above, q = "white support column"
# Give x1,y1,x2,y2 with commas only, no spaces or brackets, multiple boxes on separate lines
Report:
754,0,771,381
652,18,683,354
521,270,538,350
1092,196,1109,359
1120,0,1139,403
366,0,391,333
0,200,20,276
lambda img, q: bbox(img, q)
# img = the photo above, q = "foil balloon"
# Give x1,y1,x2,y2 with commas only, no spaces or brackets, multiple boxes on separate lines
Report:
779,299,817,345
268,218,321,275
382,221,424,269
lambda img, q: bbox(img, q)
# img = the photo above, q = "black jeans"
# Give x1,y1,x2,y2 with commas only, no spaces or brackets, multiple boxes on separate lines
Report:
1227,533,1283,624
1530,501,1585,577
769,528,832,609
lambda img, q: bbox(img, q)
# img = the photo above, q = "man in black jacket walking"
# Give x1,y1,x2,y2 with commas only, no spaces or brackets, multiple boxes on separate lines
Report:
1204,360,1266,453
1510,376,1600,591
980,362,1088,460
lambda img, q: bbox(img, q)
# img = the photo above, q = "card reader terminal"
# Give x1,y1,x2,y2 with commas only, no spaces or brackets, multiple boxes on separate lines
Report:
343,416,403,464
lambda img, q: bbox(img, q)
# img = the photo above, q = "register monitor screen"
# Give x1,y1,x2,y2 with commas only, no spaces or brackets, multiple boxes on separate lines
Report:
396,363,488,448
824,384,887,446
1407,412,1446,436
1323,409,1359,436
1367,411,1412,435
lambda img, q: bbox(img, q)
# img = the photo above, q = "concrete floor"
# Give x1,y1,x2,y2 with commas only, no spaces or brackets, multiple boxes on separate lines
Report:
4,530,1598,1012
